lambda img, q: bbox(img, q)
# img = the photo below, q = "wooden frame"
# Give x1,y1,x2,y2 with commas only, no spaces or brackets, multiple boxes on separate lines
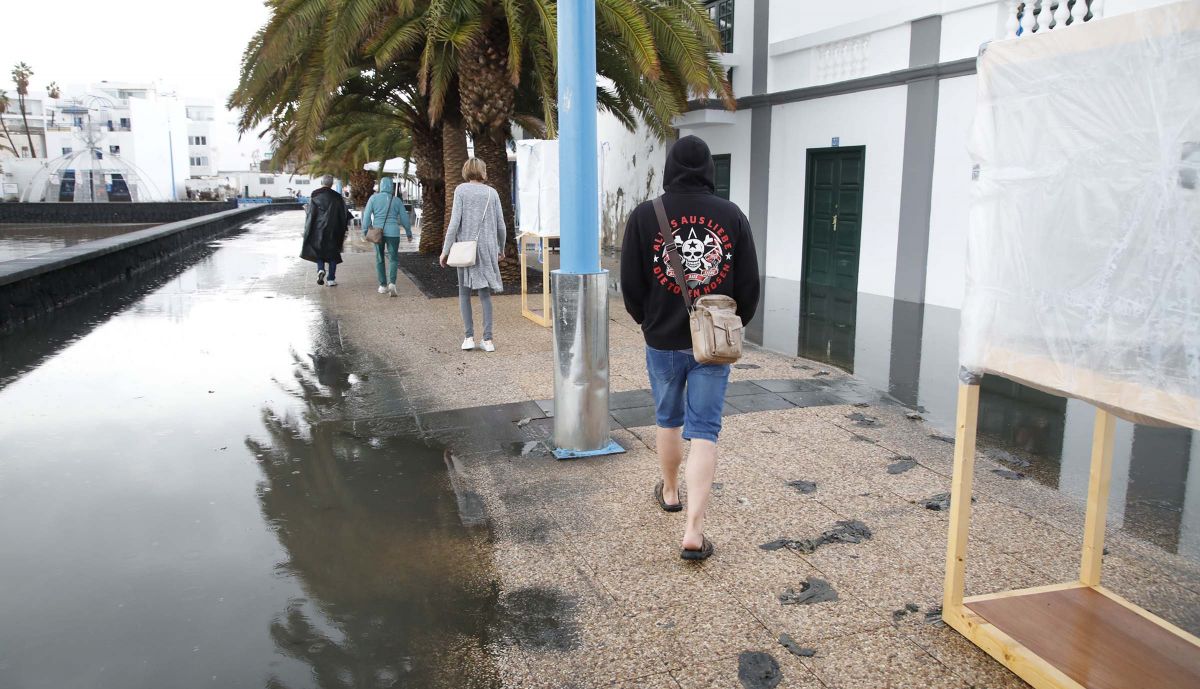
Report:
519,233,552,327
941,382,1200,689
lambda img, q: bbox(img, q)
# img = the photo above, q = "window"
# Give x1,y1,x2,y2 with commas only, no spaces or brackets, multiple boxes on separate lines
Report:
188,135,208,145
119,117,131,130
295,178,309,184
706,0,734,53
259,176,274,185
109,145,120,155
190,156,207,166
712,154,731,200
61,146,72,155
94,150,104,160
75,117,85,127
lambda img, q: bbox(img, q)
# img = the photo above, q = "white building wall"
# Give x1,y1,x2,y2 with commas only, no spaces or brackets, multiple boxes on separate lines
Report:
765,85,908,298
597,116,666,249
128,97,189,200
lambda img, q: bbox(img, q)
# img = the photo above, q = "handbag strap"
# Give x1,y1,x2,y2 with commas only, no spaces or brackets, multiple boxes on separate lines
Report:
379,189,395,229
652,196,693,311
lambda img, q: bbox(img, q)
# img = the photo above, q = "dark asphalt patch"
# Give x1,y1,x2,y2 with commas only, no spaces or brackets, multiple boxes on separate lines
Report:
846,412,878,427
991,468,1026,480
785,479,818,494
887,457,917,474
779,578,838,605
778,633,816,658
738,652,782,689
759,520,872,554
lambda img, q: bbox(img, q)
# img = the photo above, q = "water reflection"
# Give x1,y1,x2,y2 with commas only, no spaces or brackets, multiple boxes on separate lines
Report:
0,213,502,689
0,223,154,262
762,280,1199,557
252,326,501,689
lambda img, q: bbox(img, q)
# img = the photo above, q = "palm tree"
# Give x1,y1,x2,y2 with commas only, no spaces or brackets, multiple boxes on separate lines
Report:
0,91,18,156
11,63,37,158
231,0,732,258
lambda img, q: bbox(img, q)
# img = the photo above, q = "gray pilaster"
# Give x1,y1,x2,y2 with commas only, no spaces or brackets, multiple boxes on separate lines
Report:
746,0,771,343
893,15,942,304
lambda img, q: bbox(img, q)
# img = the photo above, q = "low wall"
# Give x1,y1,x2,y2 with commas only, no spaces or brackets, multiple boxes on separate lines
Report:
0,201,237,224
0,205,279,330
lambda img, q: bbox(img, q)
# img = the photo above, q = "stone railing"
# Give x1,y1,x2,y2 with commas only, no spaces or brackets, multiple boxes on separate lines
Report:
1007,0,1104,38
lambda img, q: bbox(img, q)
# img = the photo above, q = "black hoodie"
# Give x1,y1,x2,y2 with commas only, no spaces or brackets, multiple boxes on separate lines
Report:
620,135,760,350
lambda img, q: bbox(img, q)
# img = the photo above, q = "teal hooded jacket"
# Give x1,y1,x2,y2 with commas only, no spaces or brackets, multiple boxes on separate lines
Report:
362,177,412,238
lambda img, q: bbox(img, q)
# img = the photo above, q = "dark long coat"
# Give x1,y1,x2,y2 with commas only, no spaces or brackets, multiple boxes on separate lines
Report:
301,187,351,264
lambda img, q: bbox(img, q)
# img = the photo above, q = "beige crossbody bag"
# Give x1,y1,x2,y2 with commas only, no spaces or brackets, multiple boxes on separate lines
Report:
446,192,492,268
652,197,743,365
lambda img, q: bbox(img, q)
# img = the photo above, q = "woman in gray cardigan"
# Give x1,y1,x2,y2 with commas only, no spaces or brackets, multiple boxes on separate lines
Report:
440,158,507,352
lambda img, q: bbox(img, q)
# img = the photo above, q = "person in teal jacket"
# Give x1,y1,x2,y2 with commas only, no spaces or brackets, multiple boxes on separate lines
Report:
362,177,412,296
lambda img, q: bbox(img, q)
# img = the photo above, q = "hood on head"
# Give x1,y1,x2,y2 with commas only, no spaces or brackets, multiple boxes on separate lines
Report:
379,177,395,195
663,135,715,194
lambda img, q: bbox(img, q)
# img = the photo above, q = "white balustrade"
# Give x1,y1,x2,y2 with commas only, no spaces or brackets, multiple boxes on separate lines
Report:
1007,0,1100,38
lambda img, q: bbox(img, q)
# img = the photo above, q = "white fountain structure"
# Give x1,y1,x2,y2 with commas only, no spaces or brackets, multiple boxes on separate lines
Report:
21,96,161,203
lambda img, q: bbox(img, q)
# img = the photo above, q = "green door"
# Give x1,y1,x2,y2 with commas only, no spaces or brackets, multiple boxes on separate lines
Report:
799,147,864,372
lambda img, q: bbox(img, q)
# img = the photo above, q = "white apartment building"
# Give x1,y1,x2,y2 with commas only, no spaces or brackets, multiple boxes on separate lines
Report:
600,0,1199,556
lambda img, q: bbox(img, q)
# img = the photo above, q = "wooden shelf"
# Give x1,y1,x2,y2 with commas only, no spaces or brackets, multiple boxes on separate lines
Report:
956,585,1200,689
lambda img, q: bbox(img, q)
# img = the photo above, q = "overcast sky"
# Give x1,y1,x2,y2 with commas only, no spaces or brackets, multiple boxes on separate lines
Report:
0,0,271,103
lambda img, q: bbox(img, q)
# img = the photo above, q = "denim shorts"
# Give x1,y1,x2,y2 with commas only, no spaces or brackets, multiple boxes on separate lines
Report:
645,346,731,443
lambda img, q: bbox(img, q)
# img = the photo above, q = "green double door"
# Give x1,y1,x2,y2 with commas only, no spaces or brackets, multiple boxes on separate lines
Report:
799,147,864,371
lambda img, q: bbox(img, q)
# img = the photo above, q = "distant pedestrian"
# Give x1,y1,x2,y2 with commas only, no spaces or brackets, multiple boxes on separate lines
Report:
440,158,506,353
620,135,760,561
362,176,412,297
301,174,351,287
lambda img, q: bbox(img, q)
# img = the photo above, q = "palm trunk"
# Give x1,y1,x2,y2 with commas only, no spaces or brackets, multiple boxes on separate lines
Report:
413,125,446,255
18,97,35,158
441,113,469,242
0,119,17,156
473,131,522,283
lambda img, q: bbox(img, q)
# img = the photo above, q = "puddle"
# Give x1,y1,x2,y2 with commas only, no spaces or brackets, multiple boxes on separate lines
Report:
0,213,503,688
495,587,580,652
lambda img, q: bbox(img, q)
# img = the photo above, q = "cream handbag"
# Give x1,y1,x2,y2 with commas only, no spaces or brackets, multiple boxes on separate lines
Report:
652,197,744,365
446,193,491,268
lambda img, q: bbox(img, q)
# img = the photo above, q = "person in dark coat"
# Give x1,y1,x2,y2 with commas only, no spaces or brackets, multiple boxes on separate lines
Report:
301,174,351,286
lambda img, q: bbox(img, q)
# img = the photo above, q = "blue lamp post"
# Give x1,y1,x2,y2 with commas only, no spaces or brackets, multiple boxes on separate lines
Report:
551,0,622,459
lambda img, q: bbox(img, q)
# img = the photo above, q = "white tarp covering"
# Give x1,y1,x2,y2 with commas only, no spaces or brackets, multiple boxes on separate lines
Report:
961,2,1200,429
516,139,560,237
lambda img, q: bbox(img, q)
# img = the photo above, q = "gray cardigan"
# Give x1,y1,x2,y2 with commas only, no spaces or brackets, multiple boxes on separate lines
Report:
442,182,506,292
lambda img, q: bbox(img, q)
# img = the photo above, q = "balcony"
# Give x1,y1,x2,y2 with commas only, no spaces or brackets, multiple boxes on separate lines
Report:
1007,0,1103,38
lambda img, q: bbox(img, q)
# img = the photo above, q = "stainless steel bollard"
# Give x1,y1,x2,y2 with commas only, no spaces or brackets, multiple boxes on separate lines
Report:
552,270,614,454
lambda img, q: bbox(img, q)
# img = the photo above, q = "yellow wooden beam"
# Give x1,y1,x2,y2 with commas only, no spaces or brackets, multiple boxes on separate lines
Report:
943,382,981,611
1080,409,1116,587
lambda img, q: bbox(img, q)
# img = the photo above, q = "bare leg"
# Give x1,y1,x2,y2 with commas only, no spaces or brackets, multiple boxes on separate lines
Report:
657,426,684,505
682,439,718,551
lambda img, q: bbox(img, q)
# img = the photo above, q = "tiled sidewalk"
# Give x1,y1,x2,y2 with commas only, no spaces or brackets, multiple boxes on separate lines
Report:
287,232,1200,688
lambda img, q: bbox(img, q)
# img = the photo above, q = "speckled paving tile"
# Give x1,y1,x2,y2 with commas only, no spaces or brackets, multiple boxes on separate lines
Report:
802,627,970,689
670,649,823,688
898,619,1032,689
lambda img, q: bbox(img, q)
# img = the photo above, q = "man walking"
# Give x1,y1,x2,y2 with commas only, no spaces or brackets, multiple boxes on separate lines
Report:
620,135,760,560
301,174,351,286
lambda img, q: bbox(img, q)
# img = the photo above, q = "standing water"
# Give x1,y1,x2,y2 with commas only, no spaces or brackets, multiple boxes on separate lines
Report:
0,213,500,688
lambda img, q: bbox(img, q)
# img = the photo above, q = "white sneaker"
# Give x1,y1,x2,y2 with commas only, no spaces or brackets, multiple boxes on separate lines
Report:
388,283,397,297
461,337,475,351
326,279,337,287
481,340,495,352
317,269,326,285
378,285,387,294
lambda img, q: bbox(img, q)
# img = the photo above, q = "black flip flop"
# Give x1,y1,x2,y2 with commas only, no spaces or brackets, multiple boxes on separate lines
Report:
681,537,714,561
655,480,683,512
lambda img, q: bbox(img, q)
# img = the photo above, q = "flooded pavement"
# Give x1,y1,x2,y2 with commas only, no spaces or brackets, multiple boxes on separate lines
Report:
763,283,1199,559
0,214,503,688
0,223,156,262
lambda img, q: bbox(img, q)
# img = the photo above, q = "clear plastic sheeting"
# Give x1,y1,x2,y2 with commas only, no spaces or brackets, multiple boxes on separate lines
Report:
961,2,1200,429
516,139,560,237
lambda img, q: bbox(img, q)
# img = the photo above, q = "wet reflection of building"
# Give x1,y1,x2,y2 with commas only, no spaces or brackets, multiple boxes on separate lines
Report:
250,342,502,689
761,283,1199,558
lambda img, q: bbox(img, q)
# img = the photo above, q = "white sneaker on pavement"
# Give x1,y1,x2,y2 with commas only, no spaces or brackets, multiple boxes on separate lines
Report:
388,283,397,297
378,285,387,294
317,269,325,285
461,337,475,351
327,279,337,286
481,340,496,353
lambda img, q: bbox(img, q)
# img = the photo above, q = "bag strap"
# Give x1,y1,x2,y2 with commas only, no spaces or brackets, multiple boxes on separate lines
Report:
381,190,395,228
652,196,693,311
